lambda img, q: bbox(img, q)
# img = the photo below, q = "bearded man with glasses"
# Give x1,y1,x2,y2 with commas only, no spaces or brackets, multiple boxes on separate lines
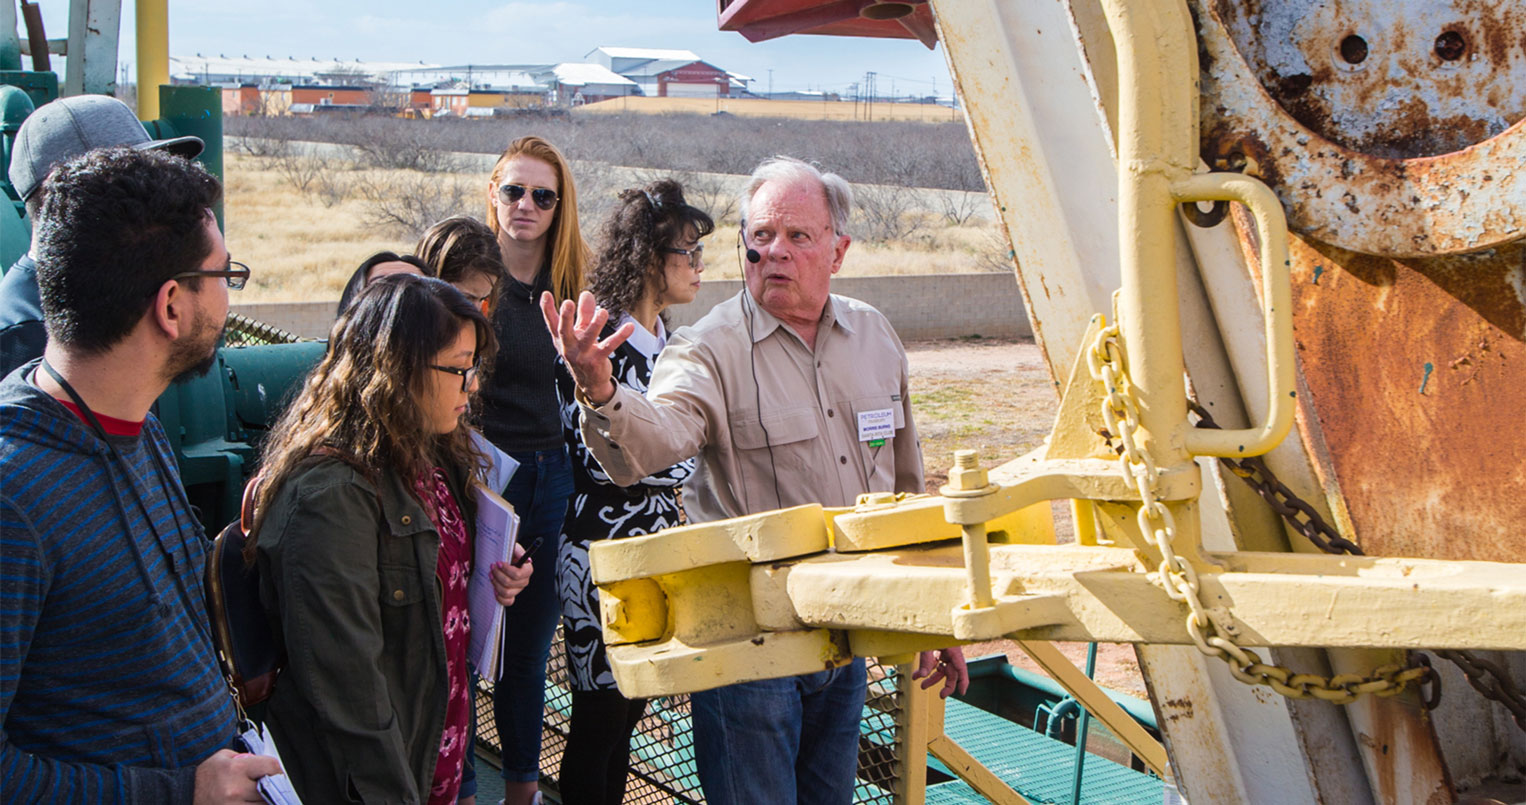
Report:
0,147,278,803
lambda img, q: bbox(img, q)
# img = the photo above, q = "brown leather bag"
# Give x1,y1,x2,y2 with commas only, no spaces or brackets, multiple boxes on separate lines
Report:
204,477,283,710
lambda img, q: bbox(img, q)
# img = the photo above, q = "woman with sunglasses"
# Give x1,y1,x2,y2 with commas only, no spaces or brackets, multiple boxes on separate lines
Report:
479,135,589,805
555,179,711,804
248,275,533,804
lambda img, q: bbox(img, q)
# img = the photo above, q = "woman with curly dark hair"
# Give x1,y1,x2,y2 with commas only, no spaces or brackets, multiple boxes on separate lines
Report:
554,179,713,804
248,274,533,804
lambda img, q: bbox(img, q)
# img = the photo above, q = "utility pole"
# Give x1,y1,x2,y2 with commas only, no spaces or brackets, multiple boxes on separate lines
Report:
767,68,773,98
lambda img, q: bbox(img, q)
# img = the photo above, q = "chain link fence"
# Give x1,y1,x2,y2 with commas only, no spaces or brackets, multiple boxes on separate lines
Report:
223,312,306,348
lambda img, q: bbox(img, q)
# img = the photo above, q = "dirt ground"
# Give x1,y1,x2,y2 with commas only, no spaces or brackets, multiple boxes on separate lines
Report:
903,337,1148,699
904,335,1057,492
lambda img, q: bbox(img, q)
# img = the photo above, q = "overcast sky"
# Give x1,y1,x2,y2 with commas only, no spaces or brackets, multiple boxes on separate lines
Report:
37,1,955,98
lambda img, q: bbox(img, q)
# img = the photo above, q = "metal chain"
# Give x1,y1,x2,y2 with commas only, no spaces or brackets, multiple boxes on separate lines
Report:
1432,650,1526,731
1188,401,1526,732
1085,322,1429,705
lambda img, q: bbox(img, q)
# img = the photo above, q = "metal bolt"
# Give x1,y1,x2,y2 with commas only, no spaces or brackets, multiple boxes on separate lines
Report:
946,450,989,491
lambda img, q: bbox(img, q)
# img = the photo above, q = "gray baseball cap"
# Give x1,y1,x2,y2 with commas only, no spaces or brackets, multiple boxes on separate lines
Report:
8,94,204,202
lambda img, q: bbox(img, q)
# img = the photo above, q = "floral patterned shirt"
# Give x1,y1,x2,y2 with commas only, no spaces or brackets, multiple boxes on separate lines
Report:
419,468,471,805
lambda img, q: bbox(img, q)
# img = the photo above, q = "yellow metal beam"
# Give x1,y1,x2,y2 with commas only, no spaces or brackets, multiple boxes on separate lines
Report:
1014,640,1170,777
134,0,169,120
590,503,829,584
600,538,1526,700
896,664,931,805
607,629,851,699
778,544,1526,650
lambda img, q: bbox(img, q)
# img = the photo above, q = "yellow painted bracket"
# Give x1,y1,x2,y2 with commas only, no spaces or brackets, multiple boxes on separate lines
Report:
590,503,830,585
835,492,1056,553
1170,172,1295,459
606,629,852,699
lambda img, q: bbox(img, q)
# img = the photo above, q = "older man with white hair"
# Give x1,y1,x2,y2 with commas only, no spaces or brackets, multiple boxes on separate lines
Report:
543,156,966,804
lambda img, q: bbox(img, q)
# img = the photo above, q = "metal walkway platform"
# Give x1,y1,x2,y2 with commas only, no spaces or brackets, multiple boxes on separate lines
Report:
926,697,1164,804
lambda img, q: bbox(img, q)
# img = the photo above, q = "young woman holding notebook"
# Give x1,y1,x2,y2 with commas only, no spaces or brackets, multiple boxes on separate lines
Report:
247,274,532,805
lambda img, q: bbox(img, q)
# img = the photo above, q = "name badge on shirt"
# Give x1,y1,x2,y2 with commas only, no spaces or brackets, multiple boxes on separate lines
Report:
858,408,895,447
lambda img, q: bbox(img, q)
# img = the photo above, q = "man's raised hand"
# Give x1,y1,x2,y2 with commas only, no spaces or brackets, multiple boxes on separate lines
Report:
539,291,634,406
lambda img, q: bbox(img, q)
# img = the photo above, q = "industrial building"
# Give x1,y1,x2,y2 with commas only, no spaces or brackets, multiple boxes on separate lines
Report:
180,46,743,117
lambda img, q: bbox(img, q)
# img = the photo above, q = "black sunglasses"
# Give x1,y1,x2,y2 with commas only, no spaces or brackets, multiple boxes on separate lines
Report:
431,363,480,392
172,260,251,290
498,184,559,211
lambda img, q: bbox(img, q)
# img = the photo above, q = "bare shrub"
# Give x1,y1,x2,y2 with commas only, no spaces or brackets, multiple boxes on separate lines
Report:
629,168,742,226
356,171,475,240
348,117,463,173
225,113,986,191
853,182,925,243
229,116,293,159
313,169,351,208
977,225,1018,273
571,161,623,229
272,145,329,195
939,190,985,226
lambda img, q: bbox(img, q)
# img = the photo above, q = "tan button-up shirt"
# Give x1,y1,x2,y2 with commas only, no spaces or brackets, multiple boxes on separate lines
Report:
578,291,923,523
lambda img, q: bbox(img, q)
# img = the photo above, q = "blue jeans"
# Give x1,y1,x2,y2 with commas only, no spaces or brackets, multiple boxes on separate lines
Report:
691,659,867,805
492,447,573,783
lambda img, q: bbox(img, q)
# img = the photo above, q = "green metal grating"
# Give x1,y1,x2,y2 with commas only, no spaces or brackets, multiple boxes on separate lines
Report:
473,631,904,803
924,697,1164,805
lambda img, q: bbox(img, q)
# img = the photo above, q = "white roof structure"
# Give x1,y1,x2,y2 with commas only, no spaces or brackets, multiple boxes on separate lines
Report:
586,46,700,62
546,63,638,88
394,65,545,90
170,55,435,85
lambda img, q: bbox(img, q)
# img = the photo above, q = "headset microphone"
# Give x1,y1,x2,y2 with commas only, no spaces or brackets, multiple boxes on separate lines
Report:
746,248,761,264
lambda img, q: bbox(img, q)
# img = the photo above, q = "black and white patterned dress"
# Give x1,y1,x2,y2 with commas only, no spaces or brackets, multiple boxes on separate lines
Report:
556,315,694,692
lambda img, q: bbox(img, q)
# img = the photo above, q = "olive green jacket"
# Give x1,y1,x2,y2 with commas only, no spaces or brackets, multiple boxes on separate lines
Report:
254,456,475,804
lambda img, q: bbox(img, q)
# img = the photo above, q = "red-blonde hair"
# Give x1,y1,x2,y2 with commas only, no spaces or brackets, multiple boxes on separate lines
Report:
486,135,588,305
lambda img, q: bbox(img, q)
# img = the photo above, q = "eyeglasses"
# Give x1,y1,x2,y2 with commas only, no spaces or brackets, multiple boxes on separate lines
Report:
172,260,251,290
431,363,480,392
498,184,559,211
661,244,705,269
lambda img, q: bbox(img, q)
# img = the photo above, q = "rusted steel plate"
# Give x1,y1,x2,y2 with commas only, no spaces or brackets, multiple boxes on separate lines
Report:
1209,0,1524,157
1193,0,1526,257
717,0,939,47
1276,225,1526,561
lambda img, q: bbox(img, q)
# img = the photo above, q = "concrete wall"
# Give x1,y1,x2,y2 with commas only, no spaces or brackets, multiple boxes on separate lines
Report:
231,273,1031,342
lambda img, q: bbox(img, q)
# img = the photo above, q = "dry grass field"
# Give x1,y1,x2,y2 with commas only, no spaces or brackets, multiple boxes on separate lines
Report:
222,152,1008,303
576,95,965,123
222,155,414,301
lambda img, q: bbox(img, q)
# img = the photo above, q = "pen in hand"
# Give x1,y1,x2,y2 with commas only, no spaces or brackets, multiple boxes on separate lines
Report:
512,535,544,568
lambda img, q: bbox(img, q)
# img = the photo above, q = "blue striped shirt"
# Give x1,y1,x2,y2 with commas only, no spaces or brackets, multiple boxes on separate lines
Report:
1,365,237,803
